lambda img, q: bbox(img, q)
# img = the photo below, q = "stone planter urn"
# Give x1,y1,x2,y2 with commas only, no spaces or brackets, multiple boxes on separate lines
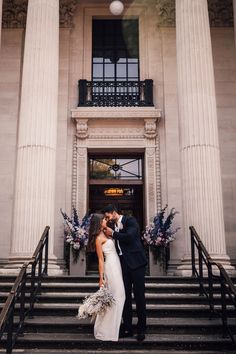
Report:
149,246,167,276
69,247,86,276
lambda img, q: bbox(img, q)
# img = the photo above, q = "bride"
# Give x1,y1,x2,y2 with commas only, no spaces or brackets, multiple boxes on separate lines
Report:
87,214,125,341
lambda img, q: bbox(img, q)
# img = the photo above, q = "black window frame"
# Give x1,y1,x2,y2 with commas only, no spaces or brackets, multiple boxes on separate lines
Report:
92,19,140,82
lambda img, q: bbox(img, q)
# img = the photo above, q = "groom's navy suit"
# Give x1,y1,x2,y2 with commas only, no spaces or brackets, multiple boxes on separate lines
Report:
113,215,147,334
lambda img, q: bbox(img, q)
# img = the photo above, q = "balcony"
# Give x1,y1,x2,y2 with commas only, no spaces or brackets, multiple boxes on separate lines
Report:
78,79,154,107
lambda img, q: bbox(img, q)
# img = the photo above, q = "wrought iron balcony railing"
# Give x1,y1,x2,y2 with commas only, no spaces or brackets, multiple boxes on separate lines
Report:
78,79,154,107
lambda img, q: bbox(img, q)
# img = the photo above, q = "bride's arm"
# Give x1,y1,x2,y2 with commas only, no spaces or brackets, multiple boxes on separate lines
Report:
95,237,105,288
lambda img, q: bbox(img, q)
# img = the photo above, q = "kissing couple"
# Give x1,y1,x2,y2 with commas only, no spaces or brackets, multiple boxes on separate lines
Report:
87,204,147,342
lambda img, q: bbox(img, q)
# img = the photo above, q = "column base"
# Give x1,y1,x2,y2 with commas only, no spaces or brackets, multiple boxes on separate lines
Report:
167,259,182,276
0,257,66,275
175,254,236,276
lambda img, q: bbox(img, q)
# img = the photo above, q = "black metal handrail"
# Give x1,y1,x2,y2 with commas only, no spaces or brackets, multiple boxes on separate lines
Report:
190,225,236,342
78,79,154,107
0,226,49,353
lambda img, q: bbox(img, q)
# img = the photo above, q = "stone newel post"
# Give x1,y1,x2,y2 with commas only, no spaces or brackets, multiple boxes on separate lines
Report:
175,0,232,273
10,0,59,263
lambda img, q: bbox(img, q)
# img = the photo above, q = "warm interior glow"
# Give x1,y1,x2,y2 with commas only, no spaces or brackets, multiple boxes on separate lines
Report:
104,188,124,197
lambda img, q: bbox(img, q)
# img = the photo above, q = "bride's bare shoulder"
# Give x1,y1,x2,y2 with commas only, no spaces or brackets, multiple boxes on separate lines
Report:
96,233,107,245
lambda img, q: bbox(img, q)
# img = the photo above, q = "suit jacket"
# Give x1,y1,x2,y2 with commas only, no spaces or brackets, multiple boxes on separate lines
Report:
113,215,147,270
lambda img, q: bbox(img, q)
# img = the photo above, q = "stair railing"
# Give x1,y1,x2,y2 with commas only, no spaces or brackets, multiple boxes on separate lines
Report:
0,226,49,354
190,225,236,342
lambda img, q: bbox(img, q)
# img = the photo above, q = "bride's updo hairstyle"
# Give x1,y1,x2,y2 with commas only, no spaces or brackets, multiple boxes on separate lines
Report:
87,213,104,252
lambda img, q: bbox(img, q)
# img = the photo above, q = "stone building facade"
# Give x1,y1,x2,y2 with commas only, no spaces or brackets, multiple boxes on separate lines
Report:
0,0,235,275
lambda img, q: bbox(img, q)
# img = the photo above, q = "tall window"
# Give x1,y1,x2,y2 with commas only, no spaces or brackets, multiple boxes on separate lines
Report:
92,19,139,82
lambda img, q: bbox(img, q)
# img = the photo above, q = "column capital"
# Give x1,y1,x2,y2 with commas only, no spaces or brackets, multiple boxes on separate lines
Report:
2,0,78,29
155,0,233,27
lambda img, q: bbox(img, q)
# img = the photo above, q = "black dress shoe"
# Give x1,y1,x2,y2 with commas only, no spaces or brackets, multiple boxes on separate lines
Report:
119,330,133,338
136,332,145,341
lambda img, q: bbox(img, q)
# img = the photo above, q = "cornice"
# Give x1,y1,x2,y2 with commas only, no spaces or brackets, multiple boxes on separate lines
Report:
2,0,233,29
71,107,162,120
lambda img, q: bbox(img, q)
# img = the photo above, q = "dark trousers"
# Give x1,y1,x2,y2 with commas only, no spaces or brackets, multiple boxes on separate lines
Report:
120,256,146,334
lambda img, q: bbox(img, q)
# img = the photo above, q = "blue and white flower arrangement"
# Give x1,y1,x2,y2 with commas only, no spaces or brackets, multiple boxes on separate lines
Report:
60,208,91,262
143,205,180,248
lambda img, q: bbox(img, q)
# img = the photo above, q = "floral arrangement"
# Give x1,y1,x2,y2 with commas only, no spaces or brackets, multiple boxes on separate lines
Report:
143,205,180,248
60,208,91,263
77,286,115,322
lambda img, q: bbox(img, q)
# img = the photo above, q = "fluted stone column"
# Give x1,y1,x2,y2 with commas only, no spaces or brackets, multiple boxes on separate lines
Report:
10,0,59,263
176,0,232,273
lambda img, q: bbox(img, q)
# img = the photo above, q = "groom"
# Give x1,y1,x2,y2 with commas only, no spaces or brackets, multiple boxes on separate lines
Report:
103,204,147,341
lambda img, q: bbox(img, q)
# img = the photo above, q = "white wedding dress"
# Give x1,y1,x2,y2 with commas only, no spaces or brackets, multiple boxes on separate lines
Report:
94,238,125,341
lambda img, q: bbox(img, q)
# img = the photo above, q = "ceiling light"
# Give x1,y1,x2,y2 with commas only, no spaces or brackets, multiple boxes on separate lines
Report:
109,1,124,16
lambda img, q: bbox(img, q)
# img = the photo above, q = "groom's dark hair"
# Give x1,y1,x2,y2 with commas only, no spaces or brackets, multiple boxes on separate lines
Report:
103,204,118,213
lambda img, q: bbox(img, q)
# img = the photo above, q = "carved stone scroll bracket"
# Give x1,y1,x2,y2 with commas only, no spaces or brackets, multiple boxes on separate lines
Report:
144,118,157,139
75,118,88,139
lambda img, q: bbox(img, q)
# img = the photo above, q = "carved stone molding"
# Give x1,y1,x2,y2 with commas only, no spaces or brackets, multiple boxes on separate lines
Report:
144,118,157,139
208,0,233,27
71,135,77,210
59,0,77,28
155,132,162,212
71,107,162,120
156,0,175,27
2,0,28,29
75,119,88,139
2,0,78,28
3,0,232,29
156,0,233,27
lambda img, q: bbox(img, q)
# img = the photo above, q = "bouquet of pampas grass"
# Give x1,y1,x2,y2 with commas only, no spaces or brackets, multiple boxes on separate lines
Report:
77,286,115,322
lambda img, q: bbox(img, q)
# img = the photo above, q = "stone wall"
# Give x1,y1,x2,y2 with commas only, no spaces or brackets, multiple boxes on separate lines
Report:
0,29,23,261
0,17,236,265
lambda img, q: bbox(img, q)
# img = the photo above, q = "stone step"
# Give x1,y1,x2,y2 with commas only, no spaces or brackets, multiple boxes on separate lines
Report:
0,275,208,283
42,282,206,289
18,316,236,335
0,292,228,305
1,302,234,318
0,351,235,354
2,333,234,351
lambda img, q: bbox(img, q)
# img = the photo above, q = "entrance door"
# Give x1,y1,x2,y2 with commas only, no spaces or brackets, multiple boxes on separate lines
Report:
87,155,144,272
89,184,143,227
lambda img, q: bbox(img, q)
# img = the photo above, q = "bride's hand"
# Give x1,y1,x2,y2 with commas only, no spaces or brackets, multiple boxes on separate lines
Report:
99,278,105,288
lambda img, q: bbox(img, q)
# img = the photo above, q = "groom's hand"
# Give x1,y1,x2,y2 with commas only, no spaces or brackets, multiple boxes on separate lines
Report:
106,227,113,237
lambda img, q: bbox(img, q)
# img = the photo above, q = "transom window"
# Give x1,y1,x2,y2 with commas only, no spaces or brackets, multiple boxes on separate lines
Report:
92,19,139,82
89,157,143,180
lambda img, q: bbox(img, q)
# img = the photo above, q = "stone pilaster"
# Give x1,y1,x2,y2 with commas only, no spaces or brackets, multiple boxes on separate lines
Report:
10,0,59,263
175,0,233,274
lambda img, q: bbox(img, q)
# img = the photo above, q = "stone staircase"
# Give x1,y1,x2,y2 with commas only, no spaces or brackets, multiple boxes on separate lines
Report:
0,275,236,354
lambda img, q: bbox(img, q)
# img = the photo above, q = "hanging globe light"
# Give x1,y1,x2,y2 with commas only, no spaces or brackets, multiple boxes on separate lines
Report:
109,0,124,16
